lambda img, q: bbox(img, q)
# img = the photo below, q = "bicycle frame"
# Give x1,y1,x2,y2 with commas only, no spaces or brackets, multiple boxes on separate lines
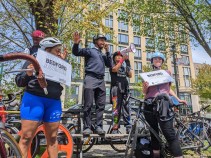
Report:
126,96,206,156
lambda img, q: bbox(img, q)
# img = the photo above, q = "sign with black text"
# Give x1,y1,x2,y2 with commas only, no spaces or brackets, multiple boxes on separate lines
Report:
36,49,72,86
140,70,174,86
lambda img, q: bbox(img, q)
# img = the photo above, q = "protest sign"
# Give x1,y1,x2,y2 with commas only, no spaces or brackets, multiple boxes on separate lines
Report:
36,49,72,86
140,70,174,86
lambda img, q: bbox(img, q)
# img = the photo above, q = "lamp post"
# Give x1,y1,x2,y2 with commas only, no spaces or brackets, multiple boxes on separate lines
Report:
172,45,180,95
0,63,4,86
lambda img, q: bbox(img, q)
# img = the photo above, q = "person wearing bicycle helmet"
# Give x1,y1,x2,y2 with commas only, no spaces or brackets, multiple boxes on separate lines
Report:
16,37,67,158
110,51,132,133
24,30,45,55
72,32,112,135
142,52,187,158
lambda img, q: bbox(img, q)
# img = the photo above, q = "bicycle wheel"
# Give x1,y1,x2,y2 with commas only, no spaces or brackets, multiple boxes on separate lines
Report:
109,127,127,152
177,121,211,150
27,124,73,158
125,120,138,158
68,125,95,153
0,129,22,158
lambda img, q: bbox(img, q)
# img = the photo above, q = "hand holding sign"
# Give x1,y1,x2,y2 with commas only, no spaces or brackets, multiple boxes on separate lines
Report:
36,49,72,86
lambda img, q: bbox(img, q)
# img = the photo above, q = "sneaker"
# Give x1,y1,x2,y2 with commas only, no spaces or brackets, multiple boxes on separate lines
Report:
83,128,93,135
95,126,105,135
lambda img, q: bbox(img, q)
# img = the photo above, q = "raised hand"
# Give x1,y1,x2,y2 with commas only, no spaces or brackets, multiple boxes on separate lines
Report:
61,47,68,60
104,43,109,52
73,31,81,44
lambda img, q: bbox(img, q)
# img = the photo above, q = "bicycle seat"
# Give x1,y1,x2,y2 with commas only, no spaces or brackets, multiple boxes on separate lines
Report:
64,105,83,115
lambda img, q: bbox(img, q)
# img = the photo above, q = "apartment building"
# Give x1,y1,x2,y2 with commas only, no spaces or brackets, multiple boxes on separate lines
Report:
68,3,198,114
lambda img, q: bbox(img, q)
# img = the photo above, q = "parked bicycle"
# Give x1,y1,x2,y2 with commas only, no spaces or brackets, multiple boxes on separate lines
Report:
177,105,211,150
0,52,48,158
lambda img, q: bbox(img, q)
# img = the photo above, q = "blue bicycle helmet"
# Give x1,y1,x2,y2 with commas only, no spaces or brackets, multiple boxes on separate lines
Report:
150,52,165,63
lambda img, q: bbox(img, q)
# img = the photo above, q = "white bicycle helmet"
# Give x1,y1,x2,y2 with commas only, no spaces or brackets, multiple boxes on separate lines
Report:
39,37,62,50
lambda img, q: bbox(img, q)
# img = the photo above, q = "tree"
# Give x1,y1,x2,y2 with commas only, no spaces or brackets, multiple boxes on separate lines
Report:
192,64,211,99
0,0,120,100
119,0,211,57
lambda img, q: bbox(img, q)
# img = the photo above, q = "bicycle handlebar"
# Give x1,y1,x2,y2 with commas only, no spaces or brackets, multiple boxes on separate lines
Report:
201,105,210,111
0,53,48,94
2,90,23,105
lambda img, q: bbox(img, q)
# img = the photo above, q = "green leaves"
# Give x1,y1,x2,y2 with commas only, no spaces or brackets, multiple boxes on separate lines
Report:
192,64,211,99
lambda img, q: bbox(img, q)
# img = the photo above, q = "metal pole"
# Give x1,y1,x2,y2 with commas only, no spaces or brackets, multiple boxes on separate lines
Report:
172,45,180,95
0,64,4,86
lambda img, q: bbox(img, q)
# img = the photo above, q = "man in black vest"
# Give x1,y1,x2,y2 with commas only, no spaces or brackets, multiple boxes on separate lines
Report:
72,32,112,135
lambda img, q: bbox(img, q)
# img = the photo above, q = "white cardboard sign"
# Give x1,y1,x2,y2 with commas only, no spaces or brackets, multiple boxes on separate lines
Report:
140,70,174,86
36,49,72,86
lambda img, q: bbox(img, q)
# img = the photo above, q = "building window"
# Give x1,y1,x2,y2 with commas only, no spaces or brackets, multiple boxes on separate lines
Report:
133,25,140,33
134,36,141,47
180,55,190,66
134,49,141,60
179,33,187,43
183,67,191,87
118,21,128,32
180,44,188,54
118,34,129,45
118,10,128,32
134,62,142,83
169,43,176,52
132,14,141,33
145,38,154,49
105,14,113,29
179,93,192,106
104,68,111,82
171,66,179,86
72,69,80,80
157,31,165,39
158,40,166,51
118,46,126,51
169,32,175,41
108,44,113,53
105,34,113,42
146,51,153,61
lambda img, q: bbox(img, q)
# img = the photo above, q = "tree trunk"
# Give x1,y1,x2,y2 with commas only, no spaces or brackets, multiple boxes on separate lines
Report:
28,0,57,36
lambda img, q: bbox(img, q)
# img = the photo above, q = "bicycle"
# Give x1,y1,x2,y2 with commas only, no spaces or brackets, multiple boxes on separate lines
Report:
0,52,49,158
125,96,205,158
2,90,41,158
177,105,211,150
0,90,22,158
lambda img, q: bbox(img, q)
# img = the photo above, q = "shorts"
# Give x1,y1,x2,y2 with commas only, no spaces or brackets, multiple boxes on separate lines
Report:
20,92,62,123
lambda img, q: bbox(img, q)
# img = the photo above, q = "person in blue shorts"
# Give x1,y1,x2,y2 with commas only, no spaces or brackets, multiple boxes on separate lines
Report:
15,37,67,158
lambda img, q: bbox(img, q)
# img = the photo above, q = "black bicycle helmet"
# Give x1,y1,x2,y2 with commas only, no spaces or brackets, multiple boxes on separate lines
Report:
93,34,107,44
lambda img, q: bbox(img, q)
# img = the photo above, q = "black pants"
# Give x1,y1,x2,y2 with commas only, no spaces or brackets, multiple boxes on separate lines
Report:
83,75,106,129
144,105,183,157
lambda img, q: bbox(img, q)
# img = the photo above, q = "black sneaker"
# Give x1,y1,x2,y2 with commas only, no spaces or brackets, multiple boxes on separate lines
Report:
83,128,93,135
95,126,105,135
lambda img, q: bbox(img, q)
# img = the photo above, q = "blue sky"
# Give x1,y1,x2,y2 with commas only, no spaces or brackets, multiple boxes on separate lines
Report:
191,43,211,64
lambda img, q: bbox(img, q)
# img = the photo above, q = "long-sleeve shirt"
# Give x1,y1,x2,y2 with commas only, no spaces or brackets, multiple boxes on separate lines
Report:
72,44,112,78
15,60,63,100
